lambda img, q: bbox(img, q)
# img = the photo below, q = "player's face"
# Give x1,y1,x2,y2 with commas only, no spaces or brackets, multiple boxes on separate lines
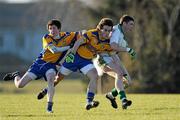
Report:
48,25,60,37
100,25,112,39
124,21,134,32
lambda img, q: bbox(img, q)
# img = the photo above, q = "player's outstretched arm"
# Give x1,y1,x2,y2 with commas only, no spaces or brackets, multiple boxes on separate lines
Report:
110,42,128,52
47,44,70,54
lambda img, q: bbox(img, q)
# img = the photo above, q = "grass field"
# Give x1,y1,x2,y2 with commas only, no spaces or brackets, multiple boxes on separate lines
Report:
0,81,180,120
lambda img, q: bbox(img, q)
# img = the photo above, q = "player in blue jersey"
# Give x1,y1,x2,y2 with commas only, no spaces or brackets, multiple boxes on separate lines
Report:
37,18,114,110
3,19,81,113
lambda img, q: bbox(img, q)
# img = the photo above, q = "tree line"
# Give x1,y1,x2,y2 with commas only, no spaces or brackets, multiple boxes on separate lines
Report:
90,0,180,93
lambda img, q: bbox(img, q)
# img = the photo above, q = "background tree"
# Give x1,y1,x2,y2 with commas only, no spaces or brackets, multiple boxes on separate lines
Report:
22,0,95,31
90,0,180,93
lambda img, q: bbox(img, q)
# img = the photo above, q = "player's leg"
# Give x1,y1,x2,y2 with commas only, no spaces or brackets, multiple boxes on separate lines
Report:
102,70,118,109
45,69,56,113
37,73,64,100
44,64,73,112
115,74,132,109
94,55,119,108
118,61,132,88
103,61,132,89
104,67,130,89
111,55,132,87
105,61,132,109
3,71,36,88
109,57,132,109
80,65,99,110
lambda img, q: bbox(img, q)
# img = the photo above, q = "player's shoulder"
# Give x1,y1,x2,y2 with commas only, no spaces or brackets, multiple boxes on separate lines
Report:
112,25,123,36
85,29,98,36
61,31,77,37
60,32,70,36
42,34,54,42
113,24,119,30
88,29,97,32
82,29,95,40
43,34,51,39
85,29,96,33
113,24,120,32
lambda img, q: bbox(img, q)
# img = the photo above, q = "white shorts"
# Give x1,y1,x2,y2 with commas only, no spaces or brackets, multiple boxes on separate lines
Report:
60,64,95,75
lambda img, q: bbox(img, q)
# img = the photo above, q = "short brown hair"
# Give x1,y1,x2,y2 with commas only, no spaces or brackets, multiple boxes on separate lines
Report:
120,15,134,25
47,19,61,30
96,18,113,30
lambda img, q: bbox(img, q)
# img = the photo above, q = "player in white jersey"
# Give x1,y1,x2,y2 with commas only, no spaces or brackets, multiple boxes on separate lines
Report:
95,15,136,109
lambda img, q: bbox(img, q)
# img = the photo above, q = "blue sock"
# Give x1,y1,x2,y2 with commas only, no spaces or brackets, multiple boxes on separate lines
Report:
87,92,94,103
47,102,53,112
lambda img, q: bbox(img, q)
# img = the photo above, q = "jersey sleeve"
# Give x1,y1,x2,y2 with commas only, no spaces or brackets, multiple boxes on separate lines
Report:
42,34,53,49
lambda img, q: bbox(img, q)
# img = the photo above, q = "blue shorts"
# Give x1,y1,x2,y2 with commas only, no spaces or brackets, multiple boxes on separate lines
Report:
61,53,94,74
28,59,57,80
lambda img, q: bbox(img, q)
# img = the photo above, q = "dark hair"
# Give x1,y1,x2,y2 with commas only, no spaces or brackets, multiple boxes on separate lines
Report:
97,18,113,30
119,15,134,25
47,19,61,30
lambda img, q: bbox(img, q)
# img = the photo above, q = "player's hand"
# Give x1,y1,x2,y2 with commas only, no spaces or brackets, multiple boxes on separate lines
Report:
65,52,75,63
123,74,129,89
123,80,129,89
128,48,136,60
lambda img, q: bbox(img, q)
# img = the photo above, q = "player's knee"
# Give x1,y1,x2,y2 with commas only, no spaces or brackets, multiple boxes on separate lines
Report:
46,72,56,81
46,69,56,79
47,76,55,83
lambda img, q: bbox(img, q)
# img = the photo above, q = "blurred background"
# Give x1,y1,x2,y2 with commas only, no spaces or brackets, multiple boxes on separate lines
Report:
0,0,179,94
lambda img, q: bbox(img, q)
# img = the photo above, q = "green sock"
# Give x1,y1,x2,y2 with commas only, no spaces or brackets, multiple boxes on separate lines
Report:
119,91,126,100
111,88,118,97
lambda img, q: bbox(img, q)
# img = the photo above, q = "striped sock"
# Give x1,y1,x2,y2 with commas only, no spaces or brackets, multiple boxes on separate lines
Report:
111,88,118,97
119,91,126,100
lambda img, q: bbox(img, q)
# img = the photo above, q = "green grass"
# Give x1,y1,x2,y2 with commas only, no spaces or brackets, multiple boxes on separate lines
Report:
0,81,180,120
0,94,180,120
